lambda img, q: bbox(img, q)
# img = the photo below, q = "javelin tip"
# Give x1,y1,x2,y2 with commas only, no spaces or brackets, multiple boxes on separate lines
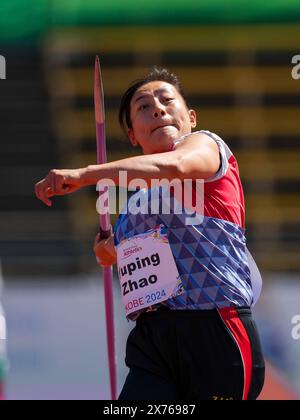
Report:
94,56,104,124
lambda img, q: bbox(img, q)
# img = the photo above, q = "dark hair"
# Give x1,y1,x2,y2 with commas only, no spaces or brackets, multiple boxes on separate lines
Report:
118,66,190,136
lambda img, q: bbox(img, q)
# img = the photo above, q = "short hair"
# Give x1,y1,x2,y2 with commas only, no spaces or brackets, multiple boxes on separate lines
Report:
118,66,191,136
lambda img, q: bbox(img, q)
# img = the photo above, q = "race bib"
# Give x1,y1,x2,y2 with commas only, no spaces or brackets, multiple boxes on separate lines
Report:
116,226,183,317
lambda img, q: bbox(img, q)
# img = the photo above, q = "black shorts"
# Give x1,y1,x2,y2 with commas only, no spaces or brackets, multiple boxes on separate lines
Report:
119,307,265,400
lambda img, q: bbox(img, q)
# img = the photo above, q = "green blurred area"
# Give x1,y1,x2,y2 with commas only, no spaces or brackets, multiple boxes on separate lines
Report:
1,0,300,42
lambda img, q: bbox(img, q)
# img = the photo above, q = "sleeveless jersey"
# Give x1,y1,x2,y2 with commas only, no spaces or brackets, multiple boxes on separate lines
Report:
114,130,261,320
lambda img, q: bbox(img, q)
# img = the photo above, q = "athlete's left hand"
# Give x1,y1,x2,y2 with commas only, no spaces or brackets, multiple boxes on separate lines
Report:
93,232,117,267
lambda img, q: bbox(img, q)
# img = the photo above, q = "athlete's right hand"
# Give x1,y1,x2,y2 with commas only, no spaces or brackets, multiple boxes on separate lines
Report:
93,232,117,267
35,168,86,207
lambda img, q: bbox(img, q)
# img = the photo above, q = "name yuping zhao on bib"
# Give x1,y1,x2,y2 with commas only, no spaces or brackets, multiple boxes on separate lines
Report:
116,226,184,317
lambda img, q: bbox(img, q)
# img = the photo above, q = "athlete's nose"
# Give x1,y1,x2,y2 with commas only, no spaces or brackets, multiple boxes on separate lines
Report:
153,102,166,118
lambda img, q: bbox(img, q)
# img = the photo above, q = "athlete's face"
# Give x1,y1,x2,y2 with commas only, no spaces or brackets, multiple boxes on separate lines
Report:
128,81,197,154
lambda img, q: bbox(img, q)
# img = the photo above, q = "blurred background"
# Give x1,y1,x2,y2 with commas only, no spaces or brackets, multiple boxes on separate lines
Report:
0,0,300,400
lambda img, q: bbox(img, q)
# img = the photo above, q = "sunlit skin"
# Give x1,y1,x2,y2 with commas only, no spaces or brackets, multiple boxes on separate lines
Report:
94,81,197,266
35,81,220,267
127,81,197,154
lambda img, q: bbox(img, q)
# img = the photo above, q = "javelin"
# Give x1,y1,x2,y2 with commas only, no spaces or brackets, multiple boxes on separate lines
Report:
94,56,117,400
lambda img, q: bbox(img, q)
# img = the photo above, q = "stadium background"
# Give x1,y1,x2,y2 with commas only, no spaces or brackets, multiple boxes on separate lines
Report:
0,0,299,399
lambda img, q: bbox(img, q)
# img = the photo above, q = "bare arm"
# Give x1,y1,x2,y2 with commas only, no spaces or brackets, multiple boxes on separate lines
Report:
35,132,219,206
82,150,180,186
83,132,219,185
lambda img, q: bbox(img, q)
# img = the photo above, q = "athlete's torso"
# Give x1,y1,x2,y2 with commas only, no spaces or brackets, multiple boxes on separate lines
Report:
114,130,260,320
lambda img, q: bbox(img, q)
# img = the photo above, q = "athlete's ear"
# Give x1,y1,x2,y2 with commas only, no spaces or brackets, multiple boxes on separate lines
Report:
127,128,138,147
189,109,197,128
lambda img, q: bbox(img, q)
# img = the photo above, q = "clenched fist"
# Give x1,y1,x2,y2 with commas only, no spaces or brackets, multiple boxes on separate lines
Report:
35,168,86,206
94,232,117,267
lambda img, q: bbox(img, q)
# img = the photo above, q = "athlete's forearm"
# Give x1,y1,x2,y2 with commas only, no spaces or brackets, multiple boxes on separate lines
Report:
82,151,181,187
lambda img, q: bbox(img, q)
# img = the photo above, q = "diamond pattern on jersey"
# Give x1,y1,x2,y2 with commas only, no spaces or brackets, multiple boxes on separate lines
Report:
114,185,253,320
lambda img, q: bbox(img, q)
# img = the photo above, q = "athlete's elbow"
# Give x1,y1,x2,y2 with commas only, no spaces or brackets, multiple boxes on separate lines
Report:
170,152,192,180
157,155,184,180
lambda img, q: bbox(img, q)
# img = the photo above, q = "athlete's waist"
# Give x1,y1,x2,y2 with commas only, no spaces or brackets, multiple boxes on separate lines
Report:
136,305,252,323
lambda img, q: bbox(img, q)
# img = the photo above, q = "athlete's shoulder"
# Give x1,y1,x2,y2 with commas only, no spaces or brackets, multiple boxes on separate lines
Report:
174,130,214,145
174,130,219,154
174,130,231,154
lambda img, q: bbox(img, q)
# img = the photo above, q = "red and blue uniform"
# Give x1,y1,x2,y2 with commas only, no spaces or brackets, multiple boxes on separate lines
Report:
115,130,265,400
114,130,261,317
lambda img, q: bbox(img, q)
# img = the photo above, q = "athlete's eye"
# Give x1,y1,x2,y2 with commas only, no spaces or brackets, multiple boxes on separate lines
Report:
164,97,174,103
137,104,149,111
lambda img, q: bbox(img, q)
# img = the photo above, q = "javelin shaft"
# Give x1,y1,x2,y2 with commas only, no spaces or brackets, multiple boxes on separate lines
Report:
94,56,117,401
